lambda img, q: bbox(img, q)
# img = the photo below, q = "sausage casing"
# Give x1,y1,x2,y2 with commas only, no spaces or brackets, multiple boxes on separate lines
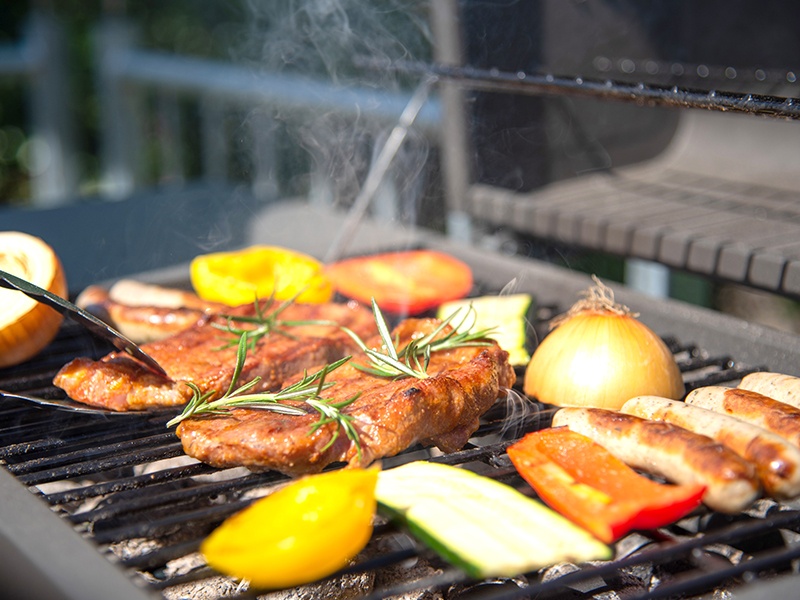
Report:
551,406,759,513
622,396,800,499
76,282,221,343
738,372,800,409
686,386,800,448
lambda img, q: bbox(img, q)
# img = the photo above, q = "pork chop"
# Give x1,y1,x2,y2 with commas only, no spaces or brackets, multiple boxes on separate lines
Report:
176,319,516,476
54,300,377,411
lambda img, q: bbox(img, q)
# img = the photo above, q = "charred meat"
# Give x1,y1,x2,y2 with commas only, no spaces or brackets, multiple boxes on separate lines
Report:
176,319,516,476
54,300,377,411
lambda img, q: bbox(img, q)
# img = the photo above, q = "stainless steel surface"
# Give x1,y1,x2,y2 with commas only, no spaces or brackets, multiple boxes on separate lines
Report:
0,466,155,600
0,268,166,377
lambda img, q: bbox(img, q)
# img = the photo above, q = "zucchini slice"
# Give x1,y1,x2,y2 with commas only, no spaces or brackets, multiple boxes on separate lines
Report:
437,294,533,366
376,461,611,579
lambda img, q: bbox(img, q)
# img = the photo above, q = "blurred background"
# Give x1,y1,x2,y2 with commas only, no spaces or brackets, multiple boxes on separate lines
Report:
2,0,800,332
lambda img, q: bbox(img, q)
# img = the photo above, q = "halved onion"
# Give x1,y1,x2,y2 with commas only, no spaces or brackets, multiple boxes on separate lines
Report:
0,232,67,368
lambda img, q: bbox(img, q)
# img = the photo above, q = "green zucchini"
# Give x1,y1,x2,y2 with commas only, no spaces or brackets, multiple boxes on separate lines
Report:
437,294,533,366
375,461,611,579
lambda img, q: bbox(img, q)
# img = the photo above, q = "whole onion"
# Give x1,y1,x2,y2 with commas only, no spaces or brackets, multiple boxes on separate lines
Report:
524,277,684,409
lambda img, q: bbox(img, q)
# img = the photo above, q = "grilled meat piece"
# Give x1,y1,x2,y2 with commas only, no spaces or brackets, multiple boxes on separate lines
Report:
176,319,516,476
54,301,377,411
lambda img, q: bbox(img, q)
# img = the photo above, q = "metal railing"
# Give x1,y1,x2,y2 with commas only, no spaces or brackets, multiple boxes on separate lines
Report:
94,17,442,205
0,12,77,206
2,12,443,211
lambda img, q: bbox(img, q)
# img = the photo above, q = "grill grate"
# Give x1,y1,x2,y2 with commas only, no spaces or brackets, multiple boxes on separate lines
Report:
0,304,796,600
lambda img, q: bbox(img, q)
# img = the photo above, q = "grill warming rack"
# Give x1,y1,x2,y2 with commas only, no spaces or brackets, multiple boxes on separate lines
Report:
383,60,800,120
390,50,800,298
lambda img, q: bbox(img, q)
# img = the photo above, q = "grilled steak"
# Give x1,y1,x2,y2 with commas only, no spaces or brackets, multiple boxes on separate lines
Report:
54,301,377,411
176,319,516,476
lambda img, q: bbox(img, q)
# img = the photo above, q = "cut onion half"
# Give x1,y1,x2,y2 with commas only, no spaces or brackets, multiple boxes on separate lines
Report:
0,232,67,367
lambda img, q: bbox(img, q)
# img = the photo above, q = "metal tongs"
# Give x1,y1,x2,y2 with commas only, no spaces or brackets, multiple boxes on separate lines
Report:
0,268,168,416
0,389,135,416
0,268,166,377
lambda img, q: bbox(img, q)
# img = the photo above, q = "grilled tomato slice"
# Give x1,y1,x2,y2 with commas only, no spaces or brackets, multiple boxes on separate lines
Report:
325,250,473,315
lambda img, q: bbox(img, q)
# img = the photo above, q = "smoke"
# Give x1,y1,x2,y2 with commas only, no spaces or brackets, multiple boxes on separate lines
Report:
241,0,432,82
236,0,436,218
497,388,550,441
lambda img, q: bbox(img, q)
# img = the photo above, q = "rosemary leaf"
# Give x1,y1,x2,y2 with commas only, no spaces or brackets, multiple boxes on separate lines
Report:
166,336,354,430
307,393,362,458
212,291,338,350
343,299,496,380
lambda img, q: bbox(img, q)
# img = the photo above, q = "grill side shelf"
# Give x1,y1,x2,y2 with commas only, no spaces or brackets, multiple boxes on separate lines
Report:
0,466,155,600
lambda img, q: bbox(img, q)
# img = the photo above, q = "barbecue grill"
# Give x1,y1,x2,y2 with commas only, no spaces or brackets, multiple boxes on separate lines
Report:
4,2,800,599
2,204,800,600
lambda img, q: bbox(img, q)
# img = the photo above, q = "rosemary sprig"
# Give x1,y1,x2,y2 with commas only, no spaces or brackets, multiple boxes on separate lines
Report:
166,334,362,456
341,299,496,380
213,291,334,351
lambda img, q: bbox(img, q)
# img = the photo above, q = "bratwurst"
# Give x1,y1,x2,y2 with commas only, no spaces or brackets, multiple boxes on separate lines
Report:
76,281,227,343
738,372,800,409
551,406,759,513
621,396,800,499
686,386,800,448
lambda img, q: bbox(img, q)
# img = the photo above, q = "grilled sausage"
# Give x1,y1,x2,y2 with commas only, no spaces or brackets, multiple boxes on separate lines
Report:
551,407,759,513
107,279,220,311
75,282,225,343
621,396,800,499
738,372,800,409
686,386,800,448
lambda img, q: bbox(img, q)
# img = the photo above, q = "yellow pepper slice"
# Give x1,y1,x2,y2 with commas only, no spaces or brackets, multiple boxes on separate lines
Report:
190,245,333,306
201,467,378,589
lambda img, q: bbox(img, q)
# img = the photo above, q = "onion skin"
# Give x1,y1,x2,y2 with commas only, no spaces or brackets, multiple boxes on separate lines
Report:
0,233,67,368
523,309,684,409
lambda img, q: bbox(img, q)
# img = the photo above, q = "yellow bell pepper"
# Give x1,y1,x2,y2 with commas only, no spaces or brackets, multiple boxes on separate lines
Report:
201,467,378,589
190,245,333,306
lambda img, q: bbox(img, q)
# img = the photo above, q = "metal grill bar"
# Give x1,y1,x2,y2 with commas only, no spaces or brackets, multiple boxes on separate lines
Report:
0,419,169,460
45,461,216,505
380,60,800,120
9,431,178,476
90,497,251,544
68,471,282,526
16,442,186,486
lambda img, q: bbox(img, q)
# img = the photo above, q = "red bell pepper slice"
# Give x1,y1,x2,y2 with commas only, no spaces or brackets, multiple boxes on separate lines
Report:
324,250,473,315
507,427,706,543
